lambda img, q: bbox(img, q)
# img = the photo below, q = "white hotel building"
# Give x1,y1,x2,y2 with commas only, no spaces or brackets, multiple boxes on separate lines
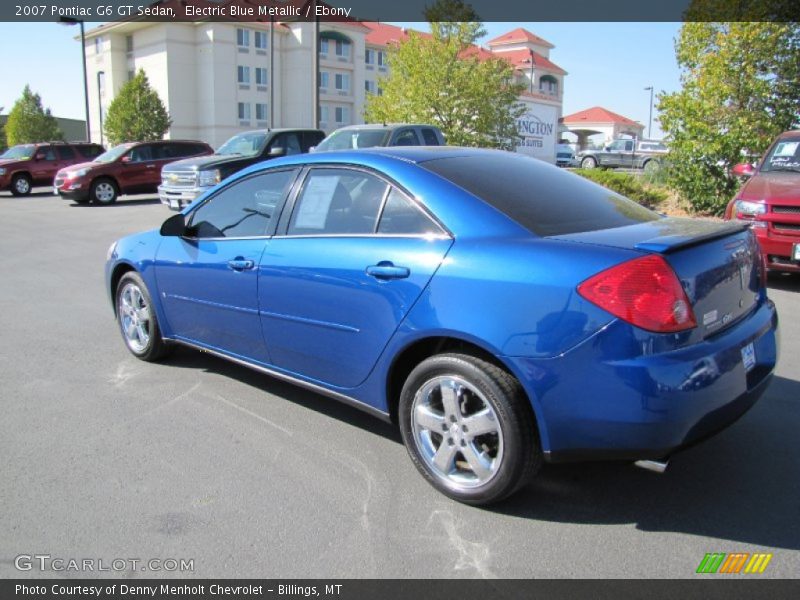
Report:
83,15,566,161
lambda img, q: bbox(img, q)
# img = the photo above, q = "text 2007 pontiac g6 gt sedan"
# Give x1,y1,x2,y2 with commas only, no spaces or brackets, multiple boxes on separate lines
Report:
105,147,778,505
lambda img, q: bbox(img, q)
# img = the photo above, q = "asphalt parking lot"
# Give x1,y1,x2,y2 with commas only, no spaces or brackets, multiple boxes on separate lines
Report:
1,190,799,579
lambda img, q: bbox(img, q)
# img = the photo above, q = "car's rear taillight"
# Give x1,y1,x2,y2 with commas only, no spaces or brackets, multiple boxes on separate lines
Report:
577,254,697,333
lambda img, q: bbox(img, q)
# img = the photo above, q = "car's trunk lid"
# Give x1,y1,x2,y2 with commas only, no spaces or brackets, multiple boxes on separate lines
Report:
554,218,761,338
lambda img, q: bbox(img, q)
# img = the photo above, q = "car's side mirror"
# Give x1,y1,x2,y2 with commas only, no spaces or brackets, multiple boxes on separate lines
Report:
268,146,286,157
731,163,756,179
120,155,132,164
34,153,46,161
604,146,611,152
309,146,317,153
160,213,187,237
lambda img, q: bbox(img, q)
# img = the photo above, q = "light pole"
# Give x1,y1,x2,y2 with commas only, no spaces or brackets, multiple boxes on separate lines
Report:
97,71,105,145
59,17,90,142
644,86,654,139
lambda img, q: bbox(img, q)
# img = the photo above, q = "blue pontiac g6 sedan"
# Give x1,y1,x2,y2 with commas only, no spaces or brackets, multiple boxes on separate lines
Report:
105,147,778,505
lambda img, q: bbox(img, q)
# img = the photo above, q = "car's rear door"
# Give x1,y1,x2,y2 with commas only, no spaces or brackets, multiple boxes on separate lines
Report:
155,168,299,362
258,166,452,388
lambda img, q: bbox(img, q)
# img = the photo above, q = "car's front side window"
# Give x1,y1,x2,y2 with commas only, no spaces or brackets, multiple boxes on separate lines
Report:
188,169,298,238
287,169,389,235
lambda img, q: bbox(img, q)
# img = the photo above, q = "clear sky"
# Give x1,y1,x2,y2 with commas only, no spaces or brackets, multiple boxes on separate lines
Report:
0,21,682,139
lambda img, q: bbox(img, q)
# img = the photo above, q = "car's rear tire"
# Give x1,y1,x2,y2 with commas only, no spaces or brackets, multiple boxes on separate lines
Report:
643,159,660,173
581,156,597,169
115,272,169,362
10,173,32,196
91,178,118,204
399,353,541,505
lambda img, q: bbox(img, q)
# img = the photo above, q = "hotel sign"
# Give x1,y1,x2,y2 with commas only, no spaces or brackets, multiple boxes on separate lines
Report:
516,103,558,163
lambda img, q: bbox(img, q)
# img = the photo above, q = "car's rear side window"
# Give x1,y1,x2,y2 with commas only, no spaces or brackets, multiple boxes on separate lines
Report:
421,154,659,237
421,128,440,145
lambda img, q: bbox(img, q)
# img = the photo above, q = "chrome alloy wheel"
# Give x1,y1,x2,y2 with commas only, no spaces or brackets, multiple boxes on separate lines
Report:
118,282,152,353
94,182,116,203
411,376,504,488
14,177,31,195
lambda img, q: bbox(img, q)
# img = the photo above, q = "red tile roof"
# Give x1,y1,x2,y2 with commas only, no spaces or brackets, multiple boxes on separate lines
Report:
361,23,565,75
487,27,554,49
562,106,641,126
494,48,566,75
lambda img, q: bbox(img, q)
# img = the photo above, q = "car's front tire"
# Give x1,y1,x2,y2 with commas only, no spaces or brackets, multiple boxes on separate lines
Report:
115,272,169,361
91,178,118,204
581,156,597,169
399,353,541,505
10,173,32,196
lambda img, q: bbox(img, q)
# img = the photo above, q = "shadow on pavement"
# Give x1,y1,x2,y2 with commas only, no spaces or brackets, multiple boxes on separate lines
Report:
499,374,800,550
163,345,799,549
69,196,162,207
767,272,800,293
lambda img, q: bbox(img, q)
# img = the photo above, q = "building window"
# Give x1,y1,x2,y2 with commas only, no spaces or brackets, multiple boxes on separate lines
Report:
335,40,351,59
365,49,375,65
238,102,251,121
319,71,329,89
94,37,103,54
320,106,329,125
255,103,268,122
237,28,250,47
335,106,349,124
98,72,106,97
539,75,558,96
319,38,329,56
335,73,350,93
255,31,267,50
377,51,386,66
125,35,133,54
365,80,377,94
127,69,135,82
255,67,268,86
237,65,250,84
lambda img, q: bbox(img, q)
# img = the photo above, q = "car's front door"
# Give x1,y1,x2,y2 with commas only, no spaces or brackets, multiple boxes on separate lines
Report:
117,144,157,193
30,145,62,185
619,139,636,168
154,168,299,362
258,167,453,388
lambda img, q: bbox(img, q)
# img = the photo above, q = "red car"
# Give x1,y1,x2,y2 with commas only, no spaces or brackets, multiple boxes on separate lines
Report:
725,130,800,273
0,142,104,196
55,140,213,205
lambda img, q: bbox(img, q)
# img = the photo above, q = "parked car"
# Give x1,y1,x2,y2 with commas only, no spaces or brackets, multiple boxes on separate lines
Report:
106,147,777,505
555,143,577,167
159,129,325,210
0,141,104,196
725,130,800,273
313,123,445,152
577,138,667,171
54,140,213,205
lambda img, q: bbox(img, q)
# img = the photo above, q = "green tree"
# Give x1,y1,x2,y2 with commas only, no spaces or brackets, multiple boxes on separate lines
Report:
658,20,800,214
0,108,6,152
103,69,172,146
4,86,63,146
365,1,524,149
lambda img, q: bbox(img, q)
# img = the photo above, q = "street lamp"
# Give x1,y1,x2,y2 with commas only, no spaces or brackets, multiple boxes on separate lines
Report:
58,17,91,142
644,86,654,139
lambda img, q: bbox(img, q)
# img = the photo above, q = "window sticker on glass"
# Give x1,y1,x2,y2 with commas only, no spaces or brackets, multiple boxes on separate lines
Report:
773,141,799,157
294,176,341,230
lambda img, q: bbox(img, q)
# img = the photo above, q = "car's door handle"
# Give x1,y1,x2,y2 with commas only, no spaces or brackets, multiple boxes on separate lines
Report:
228,258,255,271
366,262,410,280
146,164,156,168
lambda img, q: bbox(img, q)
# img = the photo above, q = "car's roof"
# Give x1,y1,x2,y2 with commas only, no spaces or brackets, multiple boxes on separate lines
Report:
334,145,496,164
239,128,322,135
330,123,439,131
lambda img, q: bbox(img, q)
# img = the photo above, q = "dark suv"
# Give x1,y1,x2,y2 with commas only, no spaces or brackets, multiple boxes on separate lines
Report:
0,142,105,196
54,140,213,204
159,129,325,210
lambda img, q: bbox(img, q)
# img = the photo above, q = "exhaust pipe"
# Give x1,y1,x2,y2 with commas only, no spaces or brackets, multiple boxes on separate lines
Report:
634,459,669,474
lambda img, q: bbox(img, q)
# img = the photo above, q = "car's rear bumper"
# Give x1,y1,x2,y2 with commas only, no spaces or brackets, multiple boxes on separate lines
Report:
505,298,779,461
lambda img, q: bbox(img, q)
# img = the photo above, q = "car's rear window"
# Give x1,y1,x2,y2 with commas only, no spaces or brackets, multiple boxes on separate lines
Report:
420,153,659,237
